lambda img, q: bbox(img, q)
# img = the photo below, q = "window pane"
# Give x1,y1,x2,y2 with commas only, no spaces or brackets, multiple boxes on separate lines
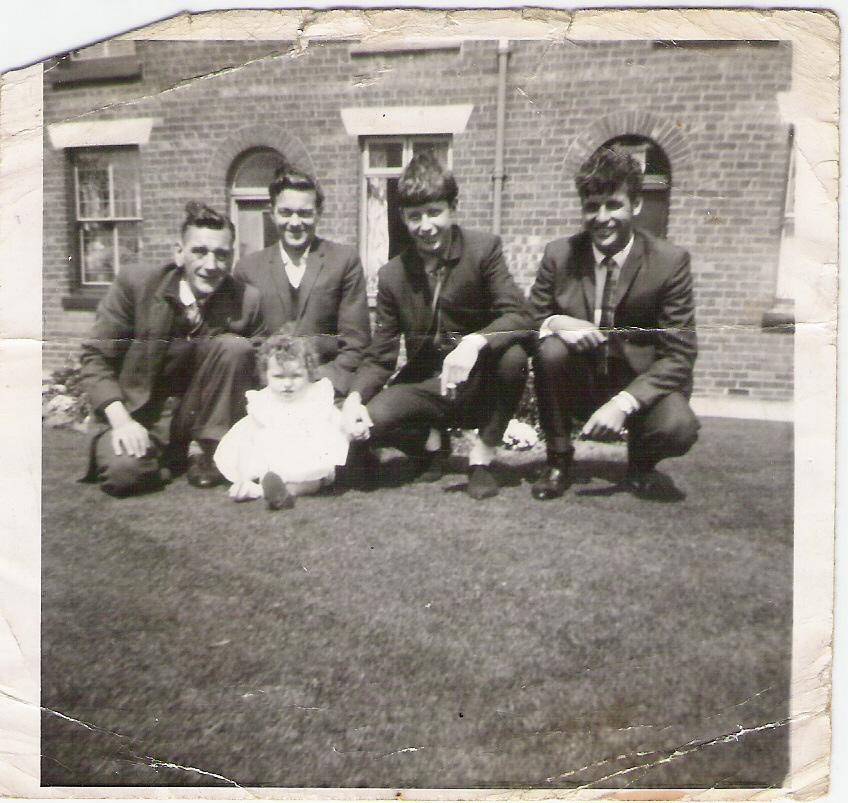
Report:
80,223,115,284
76,148,140,219
116,221,141,274
77,155,111,219
368,141,403,170
233,149,288,190
412,139,449,167
112,155,140,217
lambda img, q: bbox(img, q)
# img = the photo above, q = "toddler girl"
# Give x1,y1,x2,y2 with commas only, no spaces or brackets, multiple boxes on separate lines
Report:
214,327,349,510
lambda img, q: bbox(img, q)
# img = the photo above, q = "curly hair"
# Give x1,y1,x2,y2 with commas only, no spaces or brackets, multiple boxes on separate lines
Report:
397,151,459,208
257,324,321,383
180,201,235,237
575,145,643,202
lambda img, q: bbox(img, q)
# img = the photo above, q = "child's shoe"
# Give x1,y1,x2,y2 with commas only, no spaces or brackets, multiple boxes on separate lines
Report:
262,471,294,510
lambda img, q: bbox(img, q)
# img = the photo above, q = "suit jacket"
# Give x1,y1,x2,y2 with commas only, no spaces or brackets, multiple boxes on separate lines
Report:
352,226,535,402
527,228,697,408
80,263,265,418
233,237,370,395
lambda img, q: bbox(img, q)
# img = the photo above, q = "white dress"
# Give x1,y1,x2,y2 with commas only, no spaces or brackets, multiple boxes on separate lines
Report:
214,379,349,484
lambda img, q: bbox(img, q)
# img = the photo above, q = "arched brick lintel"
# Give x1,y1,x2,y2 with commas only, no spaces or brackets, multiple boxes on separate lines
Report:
563,110,695,191
210,123,317,191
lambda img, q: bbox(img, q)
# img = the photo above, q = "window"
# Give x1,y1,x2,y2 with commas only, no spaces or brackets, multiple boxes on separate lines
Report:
602,135,671,238
70,41,137,61
73,147,142,286
229,148,288,260
360,136,452,295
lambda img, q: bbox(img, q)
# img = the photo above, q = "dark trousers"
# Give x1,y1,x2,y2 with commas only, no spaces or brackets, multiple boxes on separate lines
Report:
533,335,699,471
366,342,529,450
92,333,256,496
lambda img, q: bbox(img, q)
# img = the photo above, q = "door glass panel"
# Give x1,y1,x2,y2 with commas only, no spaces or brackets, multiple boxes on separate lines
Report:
369,142,404,170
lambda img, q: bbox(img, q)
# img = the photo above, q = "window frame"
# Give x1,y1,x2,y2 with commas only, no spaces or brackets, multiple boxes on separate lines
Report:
72,146,143,288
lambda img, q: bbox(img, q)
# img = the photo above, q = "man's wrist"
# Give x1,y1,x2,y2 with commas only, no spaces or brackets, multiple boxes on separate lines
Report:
460,333,488,352
611,391,640,416
103,400,132,428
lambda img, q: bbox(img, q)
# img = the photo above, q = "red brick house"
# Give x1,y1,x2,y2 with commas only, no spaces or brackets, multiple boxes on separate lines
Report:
43,36,795,401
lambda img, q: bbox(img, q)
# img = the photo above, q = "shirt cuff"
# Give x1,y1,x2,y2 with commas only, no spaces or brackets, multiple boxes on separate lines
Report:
612,390,641,416
538,315,559,339
461,333,488,351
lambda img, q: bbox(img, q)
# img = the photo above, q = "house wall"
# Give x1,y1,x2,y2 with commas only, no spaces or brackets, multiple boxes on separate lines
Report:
43,39,794,400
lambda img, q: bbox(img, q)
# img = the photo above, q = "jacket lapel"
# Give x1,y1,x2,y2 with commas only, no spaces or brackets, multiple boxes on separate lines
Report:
147,268,179,380
297,239,325,318
575,236,596,320
267,245,294,324
612,232,645,310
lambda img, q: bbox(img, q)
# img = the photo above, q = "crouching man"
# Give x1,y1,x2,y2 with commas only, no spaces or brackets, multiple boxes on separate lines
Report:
528,145,700,501
341,152,534,499
80,202,264,496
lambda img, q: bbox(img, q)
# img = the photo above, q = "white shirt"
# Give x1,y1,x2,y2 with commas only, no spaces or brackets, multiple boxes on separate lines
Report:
279,242,310,289
178,278,199,307
591,234,635,326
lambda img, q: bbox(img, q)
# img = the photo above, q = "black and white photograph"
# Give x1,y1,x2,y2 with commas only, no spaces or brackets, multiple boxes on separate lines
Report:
0,5,839,799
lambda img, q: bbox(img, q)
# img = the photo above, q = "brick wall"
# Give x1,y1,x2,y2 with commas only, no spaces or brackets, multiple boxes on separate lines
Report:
43,39,794,400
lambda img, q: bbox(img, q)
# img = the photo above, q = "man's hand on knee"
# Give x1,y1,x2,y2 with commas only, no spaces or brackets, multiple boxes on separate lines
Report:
580,398,627,442
104,401,151,457
342,392,373,441
441,334,486,396
548,315,607,353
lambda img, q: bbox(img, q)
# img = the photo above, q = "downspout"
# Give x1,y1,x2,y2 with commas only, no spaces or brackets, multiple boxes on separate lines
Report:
492,38,510,235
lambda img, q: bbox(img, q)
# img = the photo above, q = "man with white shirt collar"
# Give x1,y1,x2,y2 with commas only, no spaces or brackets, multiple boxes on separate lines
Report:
528,145,699,501
80,202,264,496
234,166,370,397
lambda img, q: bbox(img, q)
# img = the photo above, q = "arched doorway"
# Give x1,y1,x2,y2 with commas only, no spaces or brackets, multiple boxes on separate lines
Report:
601,135,671,238
229,147,288,260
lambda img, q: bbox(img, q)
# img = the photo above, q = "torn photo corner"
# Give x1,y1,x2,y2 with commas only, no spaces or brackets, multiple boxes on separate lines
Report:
0,6,839,801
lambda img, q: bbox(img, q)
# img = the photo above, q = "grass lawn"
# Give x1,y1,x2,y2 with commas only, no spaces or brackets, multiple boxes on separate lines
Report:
41,417,793,790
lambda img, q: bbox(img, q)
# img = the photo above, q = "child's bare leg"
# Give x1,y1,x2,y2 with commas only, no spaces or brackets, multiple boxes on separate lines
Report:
285,479,323,497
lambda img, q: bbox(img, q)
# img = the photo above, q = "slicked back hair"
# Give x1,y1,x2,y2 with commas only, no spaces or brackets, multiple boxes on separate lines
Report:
575,145,643,203
268,166,325,212
397,151,459,209
180,201,235,238
257,323,321,383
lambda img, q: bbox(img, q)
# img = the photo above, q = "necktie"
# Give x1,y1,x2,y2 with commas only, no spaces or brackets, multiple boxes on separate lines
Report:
184,300,203,335
428,262,445,347
598,256,619,376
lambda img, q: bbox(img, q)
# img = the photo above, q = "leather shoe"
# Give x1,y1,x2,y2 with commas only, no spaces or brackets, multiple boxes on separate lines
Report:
467,464,499,500
624,469,684,502
531,465,571,500
186,452,224,489
413,450,445,483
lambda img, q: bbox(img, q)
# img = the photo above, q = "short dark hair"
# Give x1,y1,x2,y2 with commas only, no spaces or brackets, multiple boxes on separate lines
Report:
180,201,235,237
268,166,324,212
397,151,459,208
257,323,321,383
575,145,643,202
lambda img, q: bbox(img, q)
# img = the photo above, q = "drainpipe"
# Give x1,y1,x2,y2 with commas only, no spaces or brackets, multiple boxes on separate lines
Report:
492,38,510,235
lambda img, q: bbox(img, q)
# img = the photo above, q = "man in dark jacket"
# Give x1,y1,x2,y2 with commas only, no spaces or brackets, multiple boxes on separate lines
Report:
80,202,264,496
528,145,699,501
342,153,534,499
233,166,370,396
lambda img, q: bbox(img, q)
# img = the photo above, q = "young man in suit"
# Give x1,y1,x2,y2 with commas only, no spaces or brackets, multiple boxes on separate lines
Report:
342,152,535,500
80,202,265,496
233,167,370,396
528,145,700,501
